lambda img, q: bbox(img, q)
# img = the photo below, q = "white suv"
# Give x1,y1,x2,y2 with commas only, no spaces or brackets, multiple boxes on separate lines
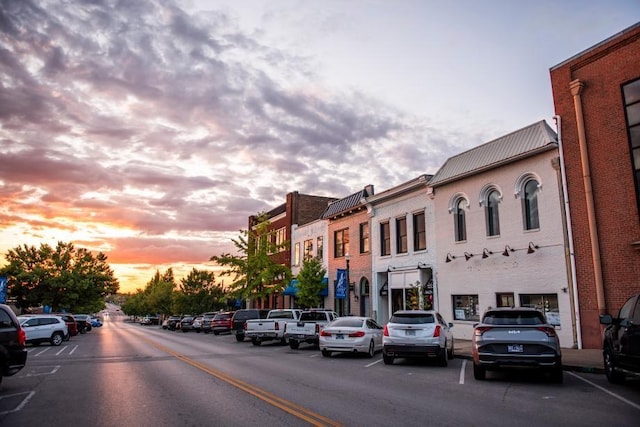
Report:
17,315,68,346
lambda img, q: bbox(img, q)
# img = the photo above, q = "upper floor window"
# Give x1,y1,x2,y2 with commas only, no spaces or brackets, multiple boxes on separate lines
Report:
451,197,467,242
380,222,391,256
413,211,426,251
623,78,640,214
359,222,370,254
485,189,501,236
396,217,407,254
334,228,349,258
293,242,300,266
523,179,540,230
303,239,313,260
317,236,324,260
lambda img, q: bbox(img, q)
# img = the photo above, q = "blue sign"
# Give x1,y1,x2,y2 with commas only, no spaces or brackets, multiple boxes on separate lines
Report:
0,276,7,303
335,269,347,299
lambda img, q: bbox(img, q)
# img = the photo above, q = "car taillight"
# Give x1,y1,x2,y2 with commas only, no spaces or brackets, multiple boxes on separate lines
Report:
228,319,233,328
17,327,26,346
349,331,365,338
320,330,331,337
383,325,389,336
316,324,321,334
433,325,441,337
243,322,248,331
474,326,492,337
536,326,557,337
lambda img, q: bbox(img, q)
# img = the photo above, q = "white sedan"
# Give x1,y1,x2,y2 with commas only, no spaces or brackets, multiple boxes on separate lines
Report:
319,316,384,358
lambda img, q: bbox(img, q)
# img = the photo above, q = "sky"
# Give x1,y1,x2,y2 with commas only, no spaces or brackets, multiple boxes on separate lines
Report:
1,0,638,293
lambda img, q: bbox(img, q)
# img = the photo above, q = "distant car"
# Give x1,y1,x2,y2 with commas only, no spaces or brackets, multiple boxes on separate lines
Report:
600,292,640,383
53,313,78,340
211,311,235,335
201,312,218,334
163,315,181,330
230,309,270,342
193,316,203,332
90,317,103,327
140,317,152,326
73,314,93,333
472,307,563,382
0,303,28,387
382,310,454,366
178,315,195,332
319,316,384,358
17,314,68,346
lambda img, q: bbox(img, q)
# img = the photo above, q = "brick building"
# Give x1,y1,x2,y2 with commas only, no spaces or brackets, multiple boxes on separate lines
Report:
550,22,640,348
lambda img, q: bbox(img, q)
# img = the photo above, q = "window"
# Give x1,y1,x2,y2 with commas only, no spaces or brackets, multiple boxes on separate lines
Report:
380,222,390,256
523,179,540,230
359,222,370,254
334,228,349,258
485,190,501,236
412,212,426,251
454,198,467,242
452,294,479,322
303,239,313,260
520,293,559,326
496,293,514,307
396,217,407,254
317,236,324,260
275,227,286,247
623,78,640,214
293,242,300,266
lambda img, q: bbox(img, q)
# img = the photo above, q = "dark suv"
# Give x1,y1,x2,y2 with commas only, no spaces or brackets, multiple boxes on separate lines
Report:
600,292,640,383
230,309,270,342
0,304,28,387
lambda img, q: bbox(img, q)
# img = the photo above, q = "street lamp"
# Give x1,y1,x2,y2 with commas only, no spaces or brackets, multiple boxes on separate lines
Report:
346,254,350,315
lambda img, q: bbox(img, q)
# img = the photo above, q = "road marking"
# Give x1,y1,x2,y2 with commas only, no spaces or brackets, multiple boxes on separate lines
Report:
0,391,36,415
35,347,51,357
459,360,467,384
56,346,67,355
365,359,382,368
568,372,640,411
69,345,78,354
139,336,343,427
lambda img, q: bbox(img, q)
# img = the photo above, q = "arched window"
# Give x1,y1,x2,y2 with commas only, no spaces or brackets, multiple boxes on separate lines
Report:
523,179,540,230
486,189,501,236
454,198,467,242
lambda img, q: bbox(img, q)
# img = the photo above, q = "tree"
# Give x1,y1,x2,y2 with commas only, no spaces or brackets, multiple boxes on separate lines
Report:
210,212,291,306
122,269,175,316
0,242,119,313
295,257,327,309
172,268,225,314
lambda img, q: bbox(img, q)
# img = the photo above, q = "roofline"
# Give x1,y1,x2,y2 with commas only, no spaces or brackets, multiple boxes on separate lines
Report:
364,174,431,205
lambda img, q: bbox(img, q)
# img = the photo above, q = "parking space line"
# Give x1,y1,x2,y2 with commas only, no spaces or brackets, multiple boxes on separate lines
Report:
35,347,51,357
459,360,466,384
365,359,382,368
568,372,640,411
0,391,35,415
56,346,68,355
69,344,78,354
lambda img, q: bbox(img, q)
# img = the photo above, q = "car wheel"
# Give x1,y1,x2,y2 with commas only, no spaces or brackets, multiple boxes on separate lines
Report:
447,339,455,360
438,346,448,367
289,340,300,350
251,337,262,346
321,349,331,357
235,334,244,342
64,332,70,341
51,332,64,346
604,348,625,383
550,366,564,383
86,325,92,332
473,363,486,380
213,331,219,335
367,340,375,358
382,352,394,365
79,327,86,334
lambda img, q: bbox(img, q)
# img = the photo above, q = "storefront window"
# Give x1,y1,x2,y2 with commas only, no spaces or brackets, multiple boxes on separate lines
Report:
519,293,560,326
452,294,480,322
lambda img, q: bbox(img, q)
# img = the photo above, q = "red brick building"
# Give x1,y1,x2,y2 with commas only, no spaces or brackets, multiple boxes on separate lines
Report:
248,191,336,309
550,22,640,348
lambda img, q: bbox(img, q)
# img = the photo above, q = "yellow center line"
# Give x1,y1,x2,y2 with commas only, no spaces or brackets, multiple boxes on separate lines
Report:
139,335,343,427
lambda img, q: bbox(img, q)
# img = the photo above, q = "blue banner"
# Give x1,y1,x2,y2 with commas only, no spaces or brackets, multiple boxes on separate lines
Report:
335,269,347,299
0,276,6,303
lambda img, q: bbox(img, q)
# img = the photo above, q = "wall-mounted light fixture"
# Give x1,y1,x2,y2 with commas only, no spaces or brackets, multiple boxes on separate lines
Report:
482,248,493,258
527,242,539,254
502,245,513,257
464,252,473,261
445,253,455,263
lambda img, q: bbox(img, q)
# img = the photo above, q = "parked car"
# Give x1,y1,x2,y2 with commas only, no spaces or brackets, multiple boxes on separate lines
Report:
90,316,103,327
140,316,152,326
230,309,271,342
178,315,195,332
285,309,338,349
163,315,181,330
193,315,203,332
600,292,640,383
245,309,302,345
211,311,235,335
73,314,93,333
0,303,28,387
319,316,384,358
201,312,218,334
382,310,454,366
52,313,78,340
17,314,68,346
472,307,563,382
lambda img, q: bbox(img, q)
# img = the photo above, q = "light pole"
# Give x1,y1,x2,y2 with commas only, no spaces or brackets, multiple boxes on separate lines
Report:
345,253,350,316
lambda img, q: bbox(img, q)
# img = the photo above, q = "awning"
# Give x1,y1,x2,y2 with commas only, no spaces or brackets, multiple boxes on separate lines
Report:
283,278,329,297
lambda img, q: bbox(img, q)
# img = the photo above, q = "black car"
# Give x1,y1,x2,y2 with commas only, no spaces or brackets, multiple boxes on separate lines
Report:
201,312,218,334
230,309,270,342
163,315,181,330
73,314,93,334
600,292,640,383
0,304,28,387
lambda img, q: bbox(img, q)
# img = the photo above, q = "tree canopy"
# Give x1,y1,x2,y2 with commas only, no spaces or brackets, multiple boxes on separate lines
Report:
295,257,327,309
0,241,119,313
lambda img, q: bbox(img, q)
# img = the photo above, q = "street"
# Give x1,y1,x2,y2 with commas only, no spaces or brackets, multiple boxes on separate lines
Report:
2,309,639,427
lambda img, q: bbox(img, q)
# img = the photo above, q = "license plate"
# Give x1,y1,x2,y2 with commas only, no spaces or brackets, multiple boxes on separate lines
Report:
405,329,416,336
336,334,344,340
508,344,523,353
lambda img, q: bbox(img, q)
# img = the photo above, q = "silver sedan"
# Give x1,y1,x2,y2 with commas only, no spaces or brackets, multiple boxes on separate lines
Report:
319,316,383,358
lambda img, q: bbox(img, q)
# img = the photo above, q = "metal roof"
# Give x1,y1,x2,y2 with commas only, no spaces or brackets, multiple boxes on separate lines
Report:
322,187,372,219
428,120,558,187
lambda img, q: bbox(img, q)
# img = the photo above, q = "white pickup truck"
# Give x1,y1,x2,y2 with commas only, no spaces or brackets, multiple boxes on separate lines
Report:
284,310,338,349
244,309,302,346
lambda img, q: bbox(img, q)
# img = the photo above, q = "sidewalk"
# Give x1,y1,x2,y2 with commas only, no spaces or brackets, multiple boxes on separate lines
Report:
454,340,604,374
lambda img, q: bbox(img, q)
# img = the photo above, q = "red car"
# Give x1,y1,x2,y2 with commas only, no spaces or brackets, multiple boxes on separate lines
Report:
211,311,235,335
53,313,78,340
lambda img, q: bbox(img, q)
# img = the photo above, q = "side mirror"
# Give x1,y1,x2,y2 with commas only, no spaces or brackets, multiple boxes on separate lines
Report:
448,323,454,328
599,314,613,325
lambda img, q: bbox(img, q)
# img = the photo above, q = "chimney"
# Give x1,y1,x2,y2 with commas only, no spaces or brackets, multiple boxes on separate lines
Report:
364,184,374,196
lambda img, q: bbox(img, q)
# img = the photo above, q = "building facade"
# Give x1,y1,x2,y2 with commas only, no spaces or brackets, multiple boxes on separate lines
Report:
550,22,640,349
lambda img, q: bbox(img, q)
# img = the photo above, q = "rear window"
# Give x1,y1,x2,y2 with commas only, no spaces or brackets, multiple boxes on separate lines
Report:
214,313,231,320
482,311,545,325
390,313,435,324
300,312,330,321
330,318,364,328
269,311,295,319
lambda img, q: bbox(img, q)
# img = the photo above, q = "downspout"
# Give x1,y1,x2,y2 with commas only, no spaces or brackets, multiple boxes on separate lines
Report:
570,79,606,317
554,115,582,349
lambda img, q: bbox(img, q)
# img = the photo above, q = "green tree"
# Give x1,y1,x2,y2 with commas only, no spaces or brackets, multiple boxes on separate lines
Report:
0,241,119,313
210,212,291,306
172,268,224,314
295,257,327,309
122,269,176,316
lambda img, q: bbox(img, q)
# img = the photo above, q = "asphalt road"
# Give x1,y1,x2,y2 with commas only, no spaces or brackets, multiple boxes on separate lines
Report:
2,309,639,427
